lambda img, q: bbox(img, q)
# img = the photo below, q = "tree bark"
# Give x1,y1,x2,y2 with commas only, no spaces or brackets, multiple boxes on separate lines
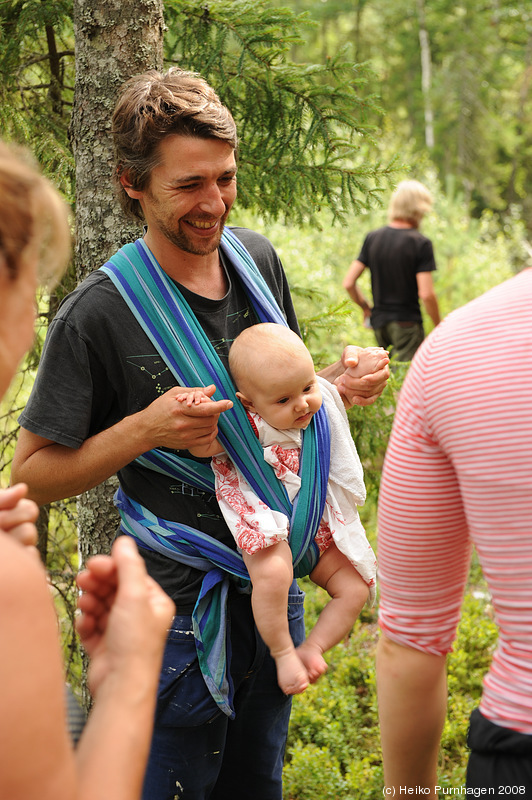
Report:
70,0,164,569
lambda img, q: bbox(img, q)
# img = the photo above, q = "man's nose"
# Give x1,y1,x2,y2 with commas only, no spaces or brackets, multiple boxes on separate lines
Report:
198,183,226,216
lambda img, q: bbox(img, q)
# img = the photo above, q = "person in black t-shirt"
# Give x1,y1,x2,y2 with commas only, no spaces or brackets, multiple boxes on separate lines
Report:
12,68,389,800
343,180,441,361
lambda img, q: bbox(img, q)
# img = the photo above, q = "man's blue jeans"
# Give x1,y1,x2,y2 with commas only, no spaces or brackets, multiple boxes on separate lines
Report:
142,581,306,800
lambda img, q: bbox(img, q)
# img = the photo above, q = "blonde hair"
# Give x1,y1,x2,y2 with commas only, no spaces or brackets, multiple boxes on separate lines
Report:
0,141,71,287
229,323,311,395
388,180,433,227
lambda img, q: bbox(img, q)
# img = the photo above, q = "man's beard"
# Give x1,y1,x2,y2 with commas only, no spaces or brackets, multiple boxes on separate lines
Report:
156,211,229,256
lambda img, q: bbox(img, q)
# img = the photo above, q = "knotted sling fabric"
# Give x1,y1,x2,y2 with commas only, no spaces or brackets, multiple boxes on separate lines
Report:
100,228,330,716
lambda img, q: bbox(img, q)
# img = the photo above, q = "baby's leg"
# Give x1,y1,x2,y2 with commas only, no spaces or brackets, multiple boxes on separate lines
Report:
243,541,309,695
297,543,369,683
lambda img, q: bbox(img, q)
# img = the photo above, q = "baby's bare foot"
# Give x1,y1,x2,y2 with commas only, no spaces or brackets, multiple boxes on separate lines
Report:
273,648,309,695
297,641,328,684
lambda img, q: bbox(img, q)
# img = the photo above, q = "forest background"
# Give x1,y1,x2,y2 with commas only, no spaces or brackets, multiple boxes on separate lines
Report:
0,0,530,797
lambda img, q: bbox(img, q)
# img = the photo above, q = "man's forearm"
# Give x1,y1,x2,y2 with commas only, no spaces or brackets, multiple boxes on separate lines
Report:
348,285,372,314
422,294,441,327
11,413,154,506
12,387,234,506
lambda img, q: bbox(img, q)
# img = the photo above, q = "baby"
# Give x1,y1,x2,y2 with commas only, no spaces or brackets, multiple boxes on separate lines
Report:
179,324,384,695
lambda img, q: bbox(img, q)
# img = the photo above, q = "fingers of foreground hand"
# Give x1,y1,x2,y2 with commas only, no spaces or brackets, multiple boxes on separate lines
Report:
7,521,38,547
0,486,38,526
76,555,116,647
145,574,176,628
0,486,39,546
0,483,28,510
77,553,118,597
112,537,175,632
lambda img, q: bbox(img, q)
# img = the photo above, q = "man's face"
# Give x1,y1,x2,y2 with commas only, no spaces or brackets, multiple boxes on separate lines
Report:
130,134,238,257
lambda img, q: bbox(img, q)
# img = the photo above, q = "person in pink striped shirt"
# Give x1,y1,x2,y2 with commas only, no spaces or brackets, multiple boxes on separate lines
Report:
376,267,532,796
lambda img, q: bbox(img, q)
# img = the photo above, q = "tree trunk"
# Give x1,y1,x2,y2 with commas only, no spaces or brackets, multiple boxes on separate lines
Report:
70,0,164,566
417,0,434,150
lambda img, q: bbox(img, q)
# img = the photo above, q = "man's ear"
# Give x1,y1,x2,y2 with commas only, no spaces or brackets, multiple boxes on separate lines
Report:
119,170,143,200
236,391,255,411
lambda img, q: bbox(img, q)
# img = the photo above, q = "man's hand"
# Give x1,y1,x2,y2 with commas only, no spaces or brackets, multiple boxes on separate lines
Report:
0,483,39,547
139,383,233,453
76,536,175,697
334,346,390,408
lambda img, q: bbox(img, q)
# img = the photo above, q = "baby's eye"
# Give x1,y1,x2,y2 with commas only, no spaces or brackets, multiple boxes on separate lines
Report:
303,385,313,393
277,397,289,405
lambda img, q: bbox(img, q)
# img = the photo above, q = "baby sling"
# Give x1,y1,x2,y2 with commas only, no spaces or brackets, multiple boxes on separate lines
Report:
100,228,331,717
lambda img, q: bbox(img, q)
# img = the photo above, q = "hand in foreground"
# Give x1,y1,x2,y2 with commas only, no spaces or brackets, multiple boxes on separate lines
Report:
335,346,390,408
0,483,39,547
76,536,175,697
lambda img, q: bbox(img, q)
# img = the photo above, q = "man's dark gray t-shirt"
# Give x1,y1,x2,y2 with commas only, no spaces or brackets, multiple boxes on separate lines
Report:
19,227,299,610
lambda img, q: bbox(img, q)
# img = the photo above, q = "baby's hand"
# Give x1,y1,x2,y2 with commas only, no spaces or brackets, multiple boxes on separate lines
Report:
349,346,389,379
174,385,226,458
176,386,217,408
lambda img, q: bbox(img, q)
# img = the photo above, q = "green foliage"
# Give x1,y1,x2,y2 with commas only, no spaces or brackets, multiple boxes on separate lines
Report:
0,0,75,197
285,569,499,797
281,0,532,230
285,614,382,799
164,0,398,223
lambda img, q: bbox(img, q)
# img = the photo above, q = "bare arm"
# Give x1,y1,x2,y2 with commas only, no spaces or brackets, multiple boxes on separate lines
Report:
342,259,372,322
12,384,232,506
376,635,447,798
417,271,441,327
74,537,174,799
0,535,174,800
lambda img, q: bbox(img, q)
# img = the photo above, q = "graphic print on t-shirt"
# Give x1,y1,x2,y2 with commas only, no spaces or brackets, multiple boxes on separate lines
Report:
126,354,176,396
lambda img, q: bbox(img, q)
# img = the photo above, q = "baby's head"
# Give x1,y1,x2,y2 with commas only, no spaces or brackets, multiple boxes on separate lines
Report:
229,323,322,430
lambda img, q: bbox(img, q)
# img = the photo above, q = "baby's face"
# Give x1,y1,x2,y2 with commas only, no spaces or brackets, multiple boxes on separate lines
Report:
244,355,322,430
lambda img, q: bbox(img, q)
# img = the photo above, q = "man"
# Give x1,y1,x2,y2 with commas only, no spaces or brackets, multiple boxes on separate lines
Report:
376,268,532,795
12,68,389,800
343,179,440,361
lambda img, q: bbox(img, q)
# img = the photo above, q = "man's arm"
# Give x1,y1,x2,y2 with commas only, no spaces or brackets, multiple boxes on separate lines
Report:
11,384,232,506
376,636,447,798
343,259,372,323
417,271,441,327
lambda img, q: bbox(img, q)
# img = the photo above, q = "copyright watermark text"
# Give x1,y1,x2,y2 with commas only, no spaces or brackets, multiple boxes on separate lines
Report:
382,788,526,797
